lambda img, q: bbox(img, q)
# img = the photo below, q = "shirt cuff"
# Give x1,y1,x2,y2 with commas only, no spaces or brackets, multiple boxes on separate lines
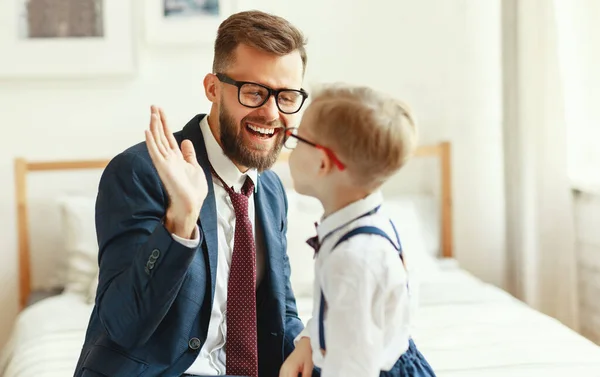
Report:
294,327,311,347
171,225,200,248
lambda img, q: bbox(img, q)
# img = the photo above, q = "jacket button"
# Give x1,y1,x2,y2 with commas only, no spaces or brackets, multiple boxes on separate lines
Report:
188,337,201,350
151,249,160,259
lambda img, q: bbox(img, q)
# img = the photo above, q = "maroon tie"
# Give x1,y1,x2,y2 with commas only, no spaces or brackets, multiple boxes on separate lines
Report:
214,171,259,377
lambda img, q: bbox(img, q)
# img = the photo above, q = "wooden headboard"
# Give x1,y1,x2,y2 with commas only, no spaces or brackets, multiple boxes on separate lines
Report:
14,141,452,310
14,159,109,310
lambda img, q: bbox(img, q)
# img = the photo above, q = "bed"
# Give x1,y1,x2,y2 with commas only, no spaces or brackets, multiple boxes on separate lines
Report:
2,142,600,377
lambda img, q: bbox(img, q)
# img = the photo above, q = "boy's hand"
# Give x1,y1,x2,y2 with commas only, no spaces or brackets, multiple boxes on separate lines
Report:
279,337,314,377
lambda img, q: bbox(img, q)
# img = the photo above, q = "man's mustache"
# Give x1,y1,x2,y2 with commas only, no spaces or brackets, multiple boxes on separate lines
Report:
242,117,284,129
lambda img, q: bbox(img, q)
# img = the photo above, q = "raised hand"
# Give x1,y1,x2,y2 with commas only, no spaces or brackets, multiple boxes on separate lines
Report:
145,105,208,239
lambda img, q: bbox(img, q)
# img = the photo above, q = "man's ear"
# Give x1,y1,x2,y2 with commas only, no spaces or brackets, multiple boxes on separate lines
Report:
204,74,218,103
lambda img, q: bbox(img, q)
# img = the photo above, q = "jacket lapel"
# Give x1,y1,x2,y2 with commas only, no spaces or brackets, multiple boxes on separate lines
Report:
179,115,285,315
181,114,219,307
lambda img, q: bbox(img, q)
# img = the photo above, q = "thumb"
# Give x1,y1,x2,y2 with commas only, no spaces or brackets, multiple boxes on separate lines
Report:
181,140,198,165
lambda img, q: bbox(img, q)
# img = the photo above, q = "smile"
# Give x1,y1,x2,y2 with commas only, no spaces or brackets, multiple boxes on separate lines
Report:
245,123,280,139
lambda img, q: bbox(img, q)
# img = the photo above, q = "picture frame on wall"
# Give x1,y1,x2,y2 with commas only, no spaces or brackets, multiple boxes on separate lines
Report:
0,0,135,79
145,0,237,46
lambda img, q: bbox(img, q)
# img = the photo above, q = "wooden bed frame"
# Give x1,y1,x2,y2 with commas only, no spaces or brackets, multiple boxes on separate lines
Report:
14,141,452,310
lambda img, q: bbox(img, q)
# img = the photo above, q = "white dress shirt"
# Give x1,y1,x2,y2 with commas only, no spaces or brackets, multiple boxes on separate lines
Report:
170,116,265,375
294,191,412,377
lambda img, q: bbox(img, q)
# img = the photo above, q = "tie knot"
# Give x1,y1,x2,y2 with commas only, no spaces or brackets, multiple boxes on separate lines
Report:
210,166,254,198
241,176,254,197
221,176,253,218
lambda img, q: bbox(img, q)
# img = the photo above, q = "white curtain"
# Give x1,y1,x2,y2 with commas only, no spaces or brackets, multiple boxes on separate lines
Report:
554,0,600,192
502,0,580,331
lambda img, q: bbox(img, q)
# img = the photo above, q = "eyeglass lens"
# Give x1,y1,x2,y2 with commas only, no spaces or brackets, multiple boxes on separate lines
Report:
239,83,304,113
284,128,298,149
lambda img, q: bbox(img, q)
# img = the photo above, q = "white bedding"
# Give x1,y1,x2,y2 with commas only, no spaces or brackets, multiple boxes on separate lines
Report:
0,292,93,377
393,268,600,376
299,267,600,376
3,266,600,377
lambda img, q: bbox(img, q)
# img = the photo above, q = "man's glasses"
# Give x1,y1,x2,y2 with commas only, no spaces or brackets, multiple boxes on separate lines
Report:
283,127,346,170
216,73,309,115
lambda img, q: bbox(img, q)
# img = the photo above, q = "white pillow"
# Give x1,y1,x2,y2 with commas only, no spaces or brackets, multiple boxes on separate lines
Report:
285,190,324,298
86,270,99,304
380,196,442,283
58,195,99,297
284,191,442,296
404,194,441,258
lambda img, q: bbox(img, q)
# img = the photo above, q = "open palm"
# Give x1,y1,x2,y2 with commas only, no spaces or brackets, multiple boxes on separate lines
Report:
145,106,207,233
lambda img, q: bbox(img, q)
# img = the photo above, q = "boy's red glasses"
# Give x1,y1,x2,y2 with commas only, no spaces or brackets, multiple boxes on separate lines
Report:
283,128,346,170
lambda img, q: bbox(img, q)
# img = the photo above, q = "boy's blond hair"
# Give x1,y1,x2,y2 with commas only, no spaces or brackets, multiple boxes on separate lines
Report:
308,84,418,188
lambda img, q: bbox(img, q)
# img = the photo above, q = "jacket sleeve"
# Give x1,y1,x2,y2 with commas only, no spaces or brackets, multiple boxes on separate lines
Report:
94,151,202,349
283,252,306,357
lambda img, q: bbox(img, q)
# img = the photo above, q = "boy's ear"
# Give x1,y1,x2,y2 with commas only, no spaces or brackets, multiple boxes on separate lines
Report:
317,148,333,176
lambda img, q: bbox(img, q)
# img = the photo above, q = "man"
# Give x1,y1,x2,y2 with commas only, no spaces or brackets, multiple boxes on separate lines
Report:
74,10,311,377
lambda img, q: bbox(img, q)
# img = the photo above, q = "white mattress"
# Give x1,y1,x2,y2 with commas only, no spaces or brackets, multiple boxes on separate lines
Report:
3,268,600,377
0,292,93,377
412,269,600,376
297,266,600,376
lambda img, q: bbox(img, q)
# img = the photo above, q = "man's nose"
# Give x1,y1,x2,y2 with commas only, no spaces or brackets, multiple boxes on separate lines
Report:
258,95,280,122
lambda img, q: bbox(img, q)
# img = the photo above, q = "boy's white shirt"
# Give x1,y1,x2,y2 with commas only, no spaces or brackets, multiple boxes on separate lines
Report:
294,191,412,377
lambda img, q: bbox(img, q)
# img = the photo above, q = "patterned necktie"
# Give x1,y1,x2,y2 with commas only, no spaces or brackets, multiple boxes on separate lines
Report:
213,170,258,377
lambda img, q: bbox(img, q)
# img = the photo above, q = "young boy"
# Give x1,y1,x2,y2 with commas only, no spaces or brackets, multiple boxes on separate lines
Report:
278,84,436,377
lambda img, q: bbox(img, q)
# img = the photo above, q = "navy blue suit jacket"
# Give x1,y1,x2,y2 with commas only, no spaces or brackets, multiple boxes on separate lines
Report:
73,114,305,377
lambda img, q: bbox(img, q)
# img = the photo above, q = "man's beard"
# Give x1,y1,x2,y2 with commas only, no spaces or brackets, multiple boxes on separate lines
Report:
219,105,285,172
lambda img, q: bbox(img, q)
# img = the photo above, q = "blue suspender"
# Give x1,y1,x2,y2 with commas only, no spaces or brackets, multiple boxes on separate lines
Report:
318,221,403,352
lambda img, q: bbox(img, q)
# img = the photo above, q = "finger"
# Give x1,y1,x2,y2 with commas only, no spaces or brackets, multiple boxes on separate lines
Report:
158,107,180,153
181,139,199,166
147,109,163,158
153,107,170,153
278,366,292,377
155,107,172,153
150,111,168,157
145,130,163,165
302,363,313,377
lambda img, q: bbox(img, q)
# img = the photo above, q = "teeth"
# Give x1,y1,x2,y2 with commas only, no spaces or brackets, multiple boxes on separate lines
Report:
247,124,274,135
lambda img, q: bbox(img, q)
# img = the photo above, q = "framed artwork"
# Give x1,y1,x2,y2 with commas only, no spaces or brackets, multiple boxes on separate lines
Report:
145,0,237,46
0,0,135,79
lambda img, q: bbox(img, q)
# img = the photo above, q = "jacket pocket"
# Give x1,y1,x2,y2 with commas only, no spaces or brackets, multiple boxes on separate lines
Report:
81,345,149,377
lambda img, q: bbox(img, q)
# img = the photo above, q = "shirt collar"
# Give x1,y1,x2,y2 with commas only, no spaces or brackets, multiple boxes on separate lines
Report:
316,191,384,242
199,115,258,193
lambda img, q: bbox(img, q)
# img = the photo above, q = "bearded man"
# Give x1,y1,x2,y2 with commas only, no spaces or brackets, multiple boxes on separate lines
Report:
74,10,313,377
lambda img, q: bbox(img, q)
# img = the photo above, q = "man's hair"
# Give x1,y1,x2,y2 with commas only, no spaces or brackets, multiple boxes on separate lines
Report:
213,10,308,74
309,84,418,188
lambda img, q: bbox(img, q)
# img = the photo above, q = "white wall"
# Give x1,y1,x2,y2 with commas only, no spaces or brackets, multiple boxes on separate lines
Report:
0,0,505,347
